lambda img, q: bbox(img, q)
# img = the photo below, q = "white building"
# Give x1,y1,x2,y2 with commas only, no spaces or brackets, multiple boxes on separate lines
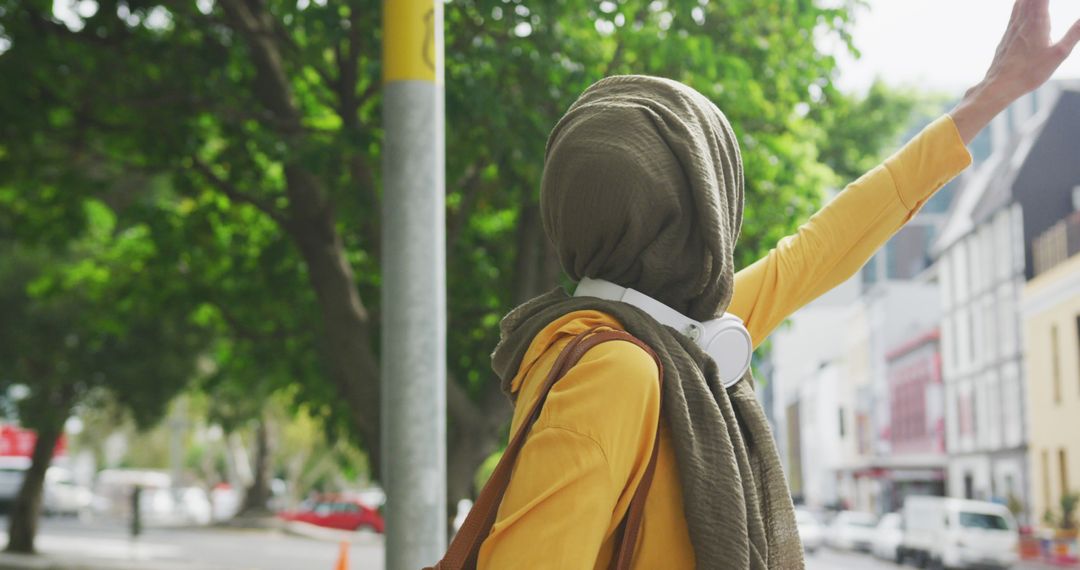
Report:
932,82,1080,521
772,253,945,512
770,112,978,513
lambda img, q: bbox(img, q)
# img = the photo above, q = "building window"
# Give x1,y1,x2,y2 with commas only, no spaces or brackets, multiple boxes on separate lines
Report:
946,255,954,308
971,389,978,440
964,473,975,500
969,311,977,363
839,407,846,438
1043,449,1051,515
1012,204,1025,274
959,390,970,435
1000,286,1016,357
1052,324,1062,405
954,243,967,303
1061,448,1070,502
954,314,963,372
969,235,980,296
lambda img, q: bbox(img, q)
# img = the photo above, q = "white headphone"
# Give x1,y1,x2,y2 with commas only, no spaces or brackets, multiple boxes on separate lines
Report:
573,277,752,388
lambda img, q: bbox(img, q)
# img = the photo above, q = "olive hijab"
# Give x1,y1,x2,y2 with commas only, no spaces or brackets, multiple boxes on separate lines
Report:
490,75,803,569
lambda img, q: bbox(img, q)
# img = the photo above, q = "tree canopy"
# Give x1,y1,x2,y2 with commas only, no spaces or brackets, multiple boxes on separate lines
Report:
0,200,208,551
0,0,922,508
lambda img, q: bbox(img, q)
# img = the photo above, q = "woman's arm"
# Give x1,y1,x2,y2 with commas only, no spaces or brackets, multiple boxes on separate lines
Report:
728,117,970,346
729,0,1080,346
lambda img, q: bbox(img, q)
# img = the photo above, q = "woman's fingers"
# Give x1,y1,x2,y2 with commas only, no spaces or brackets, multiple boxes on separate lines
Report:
1008,0,1022,27
1055,19,1080,60
1017,0,1032,21
1023,0,1047,21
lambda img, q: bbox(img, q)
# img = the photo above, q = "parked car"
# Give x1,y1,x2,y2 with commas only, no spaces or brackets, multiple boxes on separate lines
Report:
42,467,92,517
0,457,30,505
278,496,384,533
871,512,903,562
826,510,879,552
795,508,824,554
900,496,1018,569
1,460,93,517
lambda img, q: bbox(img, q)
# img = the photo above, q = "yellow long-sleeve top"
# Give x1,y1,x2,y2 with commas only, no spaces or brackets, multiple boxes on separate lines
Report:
477,116,972,569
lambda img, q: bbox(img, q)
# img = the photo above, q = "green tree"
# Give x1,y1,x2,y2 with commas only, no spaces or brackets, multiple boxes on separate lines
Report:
811,80,946,183
0,203,207,552
0,0,921,512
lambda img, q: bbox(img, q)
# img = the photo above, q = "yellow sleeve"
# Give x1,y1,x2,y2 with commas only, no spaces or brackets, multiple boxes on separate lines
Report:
478,340,661,569
728,115,972,347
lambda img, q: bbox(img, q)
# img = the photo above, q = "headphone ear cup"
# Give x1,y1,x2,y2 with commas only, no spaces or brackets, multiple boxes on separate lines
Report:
701,318,752,387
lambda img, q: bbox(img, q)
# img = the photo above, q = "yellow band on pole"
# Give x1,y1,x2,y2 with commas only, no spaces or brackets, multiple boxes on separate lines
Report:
384,0,442,84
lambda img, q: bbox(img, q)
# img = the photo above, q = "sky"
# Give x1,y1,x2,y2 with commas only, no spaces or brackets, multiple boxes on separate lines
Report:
833,0,1080,94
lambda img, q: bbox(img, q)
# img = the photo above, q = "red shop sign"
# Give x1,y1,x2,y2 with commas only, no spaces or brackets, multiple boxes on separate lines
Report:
0,425,66,458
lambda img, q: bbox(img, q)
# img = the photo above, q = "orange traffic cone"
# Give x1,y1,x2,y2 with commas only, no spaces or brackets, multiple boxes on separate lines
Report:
334,540,349,570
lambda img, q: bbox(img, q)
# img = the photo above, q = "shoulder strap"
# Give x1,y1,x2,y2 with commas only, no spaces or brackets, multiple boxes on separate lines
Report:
427,326,665,570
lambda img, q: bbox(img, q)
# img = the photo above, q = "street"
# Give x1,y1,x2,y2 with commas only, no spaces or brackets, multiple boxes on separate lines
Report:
0,516,383,570
806,548,907,570
805,547,1068,570
5,516,1075,570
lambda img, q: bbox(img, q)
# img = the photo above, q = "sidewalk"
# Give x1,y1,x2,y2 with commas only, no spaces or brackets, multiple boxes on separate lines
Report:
0,521,383,570
0,551,228,570
0,532,228,570
1022,562,1080,569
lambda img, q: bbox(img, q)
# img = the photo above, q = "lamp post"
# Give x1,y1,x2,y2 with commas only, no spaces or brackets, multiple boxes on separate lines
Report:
382,1,446,568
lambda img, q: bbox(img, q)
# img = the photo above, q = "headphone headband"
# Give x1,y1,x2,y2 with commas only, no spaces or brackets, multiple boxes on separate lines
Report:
573,278,751,387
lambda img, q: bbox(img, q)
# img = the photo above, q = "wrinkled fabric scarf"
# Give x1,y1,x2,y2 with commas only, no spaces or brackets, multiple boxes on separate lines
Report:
490,76,803,569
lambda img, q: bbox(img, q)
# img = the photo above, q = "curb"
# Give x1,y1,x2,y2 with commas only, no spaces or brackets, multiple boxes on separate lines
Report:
212,516,285,531
280,521,383,545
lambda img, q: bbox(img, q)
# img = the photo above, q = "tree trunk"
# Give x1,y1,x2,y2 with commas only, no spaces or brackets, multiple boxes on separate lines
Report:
218,0,383,478
447,419,501,503
5,419,63,554
512,202,546,302
239,417,273,516
291,226,381,475
221,0,561,501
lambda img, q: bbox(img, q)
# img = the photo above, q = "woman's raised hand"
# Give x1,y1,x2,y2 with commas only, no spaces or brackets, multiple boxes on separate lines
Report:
950,0,1080,144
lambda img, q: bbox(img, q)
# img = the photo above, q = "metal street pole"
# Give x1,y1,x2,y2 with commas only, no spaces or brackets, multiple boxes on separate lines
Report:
382,1,446,569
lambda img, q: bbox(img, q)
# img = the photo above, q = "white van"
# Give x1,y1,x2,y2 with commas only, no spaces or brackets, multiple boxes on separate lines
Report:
900,496,1018,569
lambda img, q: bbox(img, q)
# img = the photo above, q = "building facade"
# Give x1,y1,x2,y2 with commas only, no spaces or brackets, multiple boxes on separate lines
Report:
771,112,969,514
936,200,1028,507
880,328,947,512
770,278,861,509
770,85,1080,519
1023,210,1080,526
934,83,1080,522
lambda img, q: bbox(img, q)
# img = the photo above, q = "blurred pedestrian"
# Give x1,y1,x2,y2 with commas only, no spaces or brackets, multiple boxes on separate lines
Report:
130,484,142,538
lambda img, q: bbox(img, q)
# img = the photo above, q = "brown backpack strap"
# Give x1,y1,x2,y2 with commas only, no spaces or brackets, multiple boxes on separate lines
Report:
427,326,664,570
589,329,664,569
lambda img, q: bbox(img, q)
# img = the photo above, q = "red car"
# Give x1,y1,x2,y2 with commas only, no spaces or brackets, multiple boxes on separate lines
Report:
278,496,384,533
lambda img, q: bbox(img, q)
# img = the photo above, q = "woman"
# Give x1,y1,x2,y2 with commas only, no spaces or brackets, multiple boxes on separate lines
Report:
480,1,1080,568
